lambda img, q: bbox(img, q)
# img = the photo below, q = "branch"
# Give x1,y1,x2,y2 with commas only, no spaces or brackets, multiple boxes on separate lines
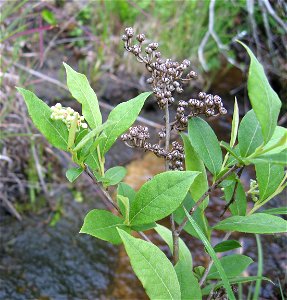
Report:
165,104,179,264
220,166,244,217
262,0,287,33
176,165,239,235
246,0,261,60
198,0,241,71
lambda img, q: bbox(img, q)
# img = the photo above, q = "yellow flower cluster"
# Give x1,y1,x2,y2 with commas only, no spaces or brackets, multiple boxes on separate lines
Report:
50,103,88,129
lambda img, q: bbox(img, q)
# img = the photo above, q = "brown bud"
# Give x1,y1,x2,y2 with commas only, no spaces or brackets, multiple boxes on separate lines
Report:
125,27,134,37
136,33,145,42
198,92,206,100
122,35,128,41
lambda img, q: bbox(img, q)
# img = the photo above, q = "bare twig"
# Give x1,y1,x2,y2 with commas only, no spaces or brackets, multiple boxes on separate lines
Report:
84,166,119,211
198,30,211,72
208,0,228,51
246,0,261,60
165,103,179,264
139,231,152,242
0,193,22,221
259,0,275,56
176,165,239,235
198,0,241,71
262,0,287,33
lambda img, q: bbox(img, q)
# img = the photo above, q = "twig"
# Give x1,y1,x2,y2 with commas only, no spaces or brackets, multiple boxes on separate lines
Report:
84,166,119,211
139,231,152,242
176,165,239,235
246,0,261,60
208,0,228,51
278,112,287,126
261,0,287,33
198,0,241,71
259,0,275,57
220,166,244,217
164,104,170,170
0,193,22,221
198,30,211,72
165,103,179,264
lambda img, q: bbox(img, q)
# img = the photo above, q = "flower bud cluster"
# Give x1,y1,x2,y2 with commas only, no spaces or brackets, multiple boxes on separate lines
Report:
121,125,150,148
167,141,185,170
50,103,88,129
173,92,227,131
249,179,259,202
121,127,185,170
122,27,198,109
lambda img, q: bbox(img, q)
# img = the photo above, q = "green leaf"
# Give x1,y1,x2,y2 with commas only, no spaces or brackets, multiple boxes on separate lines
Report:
63,63,102,129
255,162,285,201
194,266,205,279
117,182,136,218
220,141,244,164
223,181,247,216
118,182,136,202
188,117,222,175
184,208,235,300
155,224,192,267
17,88,69,150
84,151,100,171
207,254,253,279
41,9,57,25
262,207,287,215
261,126,287,155
175,261,202,300
66,167,83,182
104,166,127,186
202,276,273,296
226,145,241,167
80,209,128,244
213,213,287,234
131,222,157,232
174,194,210,240
214,240,242,253
230,97,239,147
117,228,181,300
130,171,199,225
100,92,151,155
238,110,264,157
182,133,209,208
73,122,110,152
239,42,281,143
250,150,287,165
117,195,129,224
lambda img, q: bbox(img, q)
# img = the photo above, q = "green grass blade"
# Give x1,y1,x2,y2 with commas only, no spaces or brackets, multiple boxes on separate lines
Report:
184,208,235,300
253,234,263,300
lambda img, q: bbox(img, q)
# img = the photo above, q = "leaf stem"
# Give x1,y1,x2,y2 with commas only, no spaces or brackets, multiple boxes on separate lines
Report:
176,165,239,235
